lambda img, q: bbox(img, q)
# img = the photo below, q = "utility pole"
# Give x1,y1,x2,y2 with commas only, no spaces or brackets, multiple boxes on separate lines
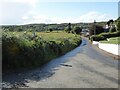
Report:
94,20,96,35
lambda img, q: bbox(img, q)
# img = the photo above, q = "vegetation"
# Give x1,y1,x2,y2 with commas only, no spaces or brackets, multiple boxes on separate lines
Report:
72,26,82,34
65,23,72,33
90,35,105,41
2,17,120,73
1,23,91,32
109,27,116,33
90,18,120,41
117,17,120,32
49,28,53,32
2,31,82,73
89,24,104,35
100,37,120,44
90,31,120,41
107,19,114,26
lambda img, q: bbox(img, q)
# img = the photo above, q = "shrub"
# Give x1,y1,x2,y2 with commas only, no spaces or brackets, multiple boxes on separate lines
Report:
49,28,53,32
72,26,82,34
99,33,111,38
91,31,120,41
117,17,120,32
91,35,106,41
2,32,82,73
89,25,104,35
64,23,72,33
109,27,116,33
110,31,120,37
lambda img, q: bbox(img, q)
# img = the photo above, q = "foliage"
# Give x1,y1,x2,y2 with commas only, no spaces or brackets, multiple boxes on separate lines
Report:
100,37,120,44
49,28,53,32
100,31,120,38
90,35,106,41
2,31,82,73
91,31,120,41
107,19,114,26
65,23,72,33
109,27,116,33
117,17,120,32
89,24,104,35
72,26,82,34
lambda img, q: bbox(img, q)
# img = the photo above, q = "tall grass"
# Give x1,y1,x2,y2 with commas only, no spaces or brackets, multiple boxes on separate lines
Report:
2,31,82,73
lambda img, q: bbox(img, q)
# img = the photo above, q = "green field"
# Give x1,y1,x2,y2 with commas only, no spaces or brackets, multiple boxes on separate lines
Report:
2,31,82,73
100,37,120,44
6,31,78,40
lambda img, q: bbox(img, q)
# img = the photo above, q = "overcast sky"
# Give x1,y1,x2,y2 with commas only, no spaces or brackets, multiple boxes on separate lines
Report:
0,0,119,25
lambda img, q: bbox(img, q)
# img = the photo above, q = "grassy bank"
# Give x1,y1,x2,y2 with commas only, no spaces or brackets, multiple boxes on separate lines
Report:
90,31,120,41
2,31,82,73
100,37,120,44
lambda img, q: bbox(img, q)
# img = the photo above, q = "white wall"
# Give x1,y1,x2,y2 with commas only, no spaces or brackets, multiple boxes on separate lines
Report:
92,41,119,56
92,41,99,45
98,43,119,55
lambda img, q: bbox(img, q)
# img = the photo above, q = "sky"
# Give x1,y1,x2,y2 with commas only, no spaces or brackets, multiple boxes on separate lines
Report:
0,0,119,25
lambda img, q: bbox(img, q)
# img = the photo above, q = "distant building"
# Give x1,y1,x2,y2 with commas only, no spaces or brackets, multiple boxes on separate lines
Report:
103,24,117,32
103,25,109,32
81,28,89,36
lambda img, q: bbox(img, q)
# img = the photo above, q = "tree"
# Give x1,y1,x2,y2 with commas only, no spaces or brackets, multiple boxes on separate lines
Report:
117,17,120,32
65,23,72,33
109,27,116,33
107,19,114,26
89,25,104,35
49,28,53,32
72,26,82,34
18,28,23,32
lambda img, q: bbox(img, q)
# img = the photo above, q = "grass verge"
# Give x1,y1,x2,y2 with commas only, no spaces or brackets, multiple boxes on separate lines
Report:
100,37,120,44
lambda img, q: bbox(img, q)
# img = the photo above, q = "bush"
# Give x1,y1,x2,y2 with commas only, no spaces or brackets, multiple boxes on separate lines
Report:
110,31,120,37
72,26,82,34
2,32,82,73
109,27,116,33
99,33,111,38
91,31,120,41
117,17,120,32
89,25,104,35
65,27,71,33
64,23,72,33
91,35,106,41
49,28,53,32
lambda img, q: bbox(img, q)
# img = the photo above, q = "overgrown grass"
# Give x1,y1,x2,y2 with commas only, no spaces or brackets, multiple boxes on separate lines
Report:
2,31,82,73
100,37,120,44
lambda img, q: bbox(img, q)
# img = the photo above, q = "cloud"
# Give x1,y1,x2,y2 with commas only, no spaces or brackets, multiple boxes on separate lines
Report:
22,15,52,24
52,17,80,24
22,11,113,24
22,14,75,24
20,0,119,2
1,0,36,25
21,10,77,24
22,16,29,20
78,11,113,22
2,0,38,7
0,0,115,25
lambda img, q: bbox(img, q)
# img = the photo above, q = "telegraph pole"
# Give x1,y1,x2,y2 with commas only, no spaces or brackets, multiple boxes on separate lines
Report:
94,20,96,35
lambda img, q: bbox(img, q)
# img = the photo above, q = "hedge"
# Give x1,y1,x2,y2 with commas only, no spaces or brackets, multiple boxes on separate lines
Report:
91,31,120,41
2,32,82,73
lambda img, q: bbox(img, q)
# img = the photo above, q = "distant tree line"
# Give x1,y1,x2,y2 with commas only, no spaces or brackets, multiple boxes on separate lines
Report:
65,23,82,34
1,23,91,32
1,17,119,34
